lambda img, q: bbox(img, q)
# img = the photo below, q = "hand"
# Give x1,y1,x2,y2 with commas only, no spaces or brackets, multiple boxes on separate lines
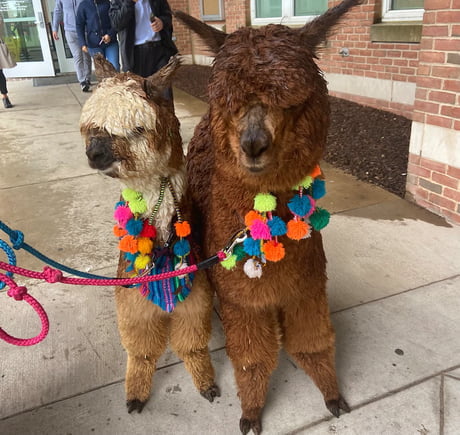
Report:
151,17,163,33
82,45,88,53
52,31,59,40
103,34,111,44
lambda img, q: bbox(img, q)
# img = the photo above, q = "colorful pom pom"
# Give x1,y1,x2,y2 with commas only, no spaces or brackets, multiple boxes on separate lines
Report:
262,240,285,262
221,254,237,270
244,210,263,227
267,216,287,236
125,218,144,236
233,244,247,261
173,239,190,257
243,258,263,278
121,188,141,202
294,175,313,190
311,179,326,200
137,237,154,255
119,235,138,254
288,194,315,217
243,237,262,256
134,254,151,271
128,198,147,215
175,221,191,238
113,225,127,238
114,205,133,227
286,219,310,240
309,207,330,231
250,219,272,240
309,164,322,178
175,261,189,279
253,193,277,213
140,221,157,238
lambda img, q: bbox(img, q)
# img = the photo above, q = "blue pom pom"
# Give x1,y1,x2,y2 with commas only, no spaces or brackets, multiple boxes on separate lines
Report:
115,201,125,209
311,179,326,200
173,239,190,257
288,194,314,217
267,216,287,236
125,218,144,236
243,237,261,256
124,252,138,272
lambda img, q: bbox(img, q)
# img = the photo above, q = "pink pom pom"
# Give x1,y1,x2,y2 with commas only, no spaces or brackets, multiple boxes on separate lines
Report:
250,219,272,240
114,205,133,228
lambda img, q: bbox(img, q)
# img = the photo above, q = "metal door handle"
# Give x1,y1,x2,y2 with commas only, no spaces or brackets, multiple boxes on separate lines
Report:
35,12,45,28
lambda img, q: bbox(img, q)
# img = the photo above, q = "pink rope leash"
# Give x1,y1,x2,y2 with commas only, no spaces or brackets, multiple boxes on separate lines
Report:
0,273,49,346
0,251,227,347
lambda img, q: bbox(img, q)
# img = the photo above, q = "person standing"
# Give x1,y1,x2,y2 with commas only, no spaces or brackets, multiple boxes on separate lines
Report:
52,0,92,92
109,0,177,77
76,0,120,71
0,13,15,108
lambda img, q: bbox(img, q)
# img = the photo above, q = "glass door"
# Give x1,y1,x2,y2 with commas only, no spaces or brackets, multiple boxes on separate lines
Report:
1,0,55,78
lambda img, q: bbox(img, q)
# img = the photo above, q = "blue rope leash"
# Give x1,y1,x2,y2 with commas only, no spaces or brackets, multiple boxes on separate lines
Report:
0,220,115,281
0,239,16,290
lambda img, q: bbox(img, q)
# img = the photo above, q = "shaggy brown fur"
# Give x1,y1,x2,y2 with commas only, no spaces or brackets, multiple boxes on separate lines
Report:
176,1,362,433
79,54,219,413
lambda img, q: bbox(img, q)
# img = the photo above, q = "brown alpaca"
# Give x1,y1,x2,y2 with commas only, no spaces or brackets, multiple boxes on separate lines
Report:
79,54,219,413
175,1,362,433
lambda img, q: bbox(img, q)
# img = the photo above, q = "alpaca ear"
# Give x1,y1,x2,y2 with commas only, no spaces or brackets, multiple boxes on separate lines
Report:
298,0,363,54
144,54,182,101
174,10,227,54
93,53,118,80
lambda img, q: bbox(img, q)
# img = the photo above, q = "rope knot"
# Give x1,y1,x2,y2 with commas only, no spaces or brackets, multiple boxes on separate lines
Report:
10,230,25,249
7,285,28,300
43,266,63,283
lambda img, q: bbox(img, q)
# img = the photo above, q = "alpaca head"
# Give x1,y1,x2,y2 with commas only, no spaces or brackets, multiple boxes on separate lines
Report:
175,0,362,186
80,54,182,188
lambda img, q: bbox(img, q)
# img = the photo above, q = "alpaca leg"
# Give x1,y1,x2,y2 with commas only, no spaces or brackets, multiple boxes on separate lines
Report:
170,272,219,401
116,288,170,413
220,301,281,435
281,294,350,417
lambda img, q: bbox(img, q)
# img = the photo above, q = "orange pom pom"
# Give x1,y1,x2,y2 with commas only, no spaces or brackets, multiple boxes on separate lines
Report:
245,210,263,227
137,237,154,255
113,225,127,238
286,219,310,240
118,235,138,254
310,164,322,179
262,240,285,262
175,221,191,238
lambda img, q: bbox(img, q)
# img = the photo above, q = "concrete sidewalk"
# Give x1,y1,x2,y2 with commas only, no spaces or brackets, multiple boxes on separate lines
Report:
0,79,459,435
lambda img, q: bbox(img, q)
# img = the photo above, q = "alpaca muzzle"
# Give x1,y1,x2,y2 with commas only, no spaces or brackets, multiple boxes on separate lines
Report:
86,136,117,171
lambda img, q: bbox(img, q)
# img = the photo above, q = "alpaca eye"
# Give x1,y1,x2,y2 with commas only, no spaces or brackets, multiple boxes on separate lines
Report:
132,127,145,135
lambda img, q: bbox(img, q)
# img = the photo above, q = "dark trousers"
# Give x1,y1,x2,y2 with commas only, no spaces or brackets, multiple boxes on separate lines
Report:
0,70,7,95
133,41,173,101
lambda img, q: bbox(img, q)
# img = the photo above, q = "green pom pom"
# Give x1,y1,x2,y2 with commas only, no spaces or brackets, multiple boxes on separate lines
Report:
293,176,313,190
233,244,247,261
221,254,237,270
254,193,276,213
122,188,147,214
310,207,330,231
122,188,140,202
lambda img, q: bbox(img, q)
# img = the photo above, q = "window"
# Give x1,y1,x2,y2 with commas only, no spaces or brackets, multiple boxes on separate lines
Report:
382,0,424,22
201,0,224,21
251,0,328,26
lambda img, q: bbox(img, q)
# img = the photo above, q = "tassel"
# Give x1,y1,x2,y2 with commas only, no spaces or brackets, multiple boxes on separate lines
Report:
243,237,262,256
175,221,191,238
310,207,330,230
173,239,190,257
254,193,277,212
140,221,157,238
221,254,237,270
267,216,287,236
125,218,144,236
311,179,326,200
244,210,263,227
119,235,138,254
250,219,272,240
288,194,315,217
134,254,150,271
114,205,133,227
286,219,310,240
138,237,154,255
113,225,127,238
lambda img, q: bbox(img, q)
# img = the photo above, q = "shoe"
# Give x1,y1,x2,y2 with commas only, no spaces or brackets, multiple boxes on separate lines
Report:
3,97,13,108
81,81,90,92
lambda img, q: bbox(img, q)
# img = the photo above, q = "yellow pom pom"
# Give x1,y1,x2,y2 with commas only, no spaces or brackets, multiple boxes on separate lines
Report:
221,255,237,270
137,237,153,255
293,176,313,190
134,254,151,271
254,193,277,213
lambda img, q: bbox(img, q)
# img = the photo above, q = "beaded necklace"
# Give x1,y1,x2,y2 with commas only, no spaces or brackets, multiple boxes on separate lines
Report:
221,165,330,278
113,177,193,312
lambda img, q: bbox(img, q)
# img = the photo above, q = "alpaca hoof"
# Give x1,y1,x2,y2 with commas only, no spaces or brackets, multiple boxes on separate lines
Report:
239,417,262,435
200,383,221,402
126,399,147,413
326,395,351,418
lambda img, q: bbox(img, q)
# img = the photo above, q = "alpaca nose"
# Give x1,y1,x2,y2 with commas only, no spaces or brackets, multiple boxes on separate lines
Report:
86,137,116,170
240,127,270,159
